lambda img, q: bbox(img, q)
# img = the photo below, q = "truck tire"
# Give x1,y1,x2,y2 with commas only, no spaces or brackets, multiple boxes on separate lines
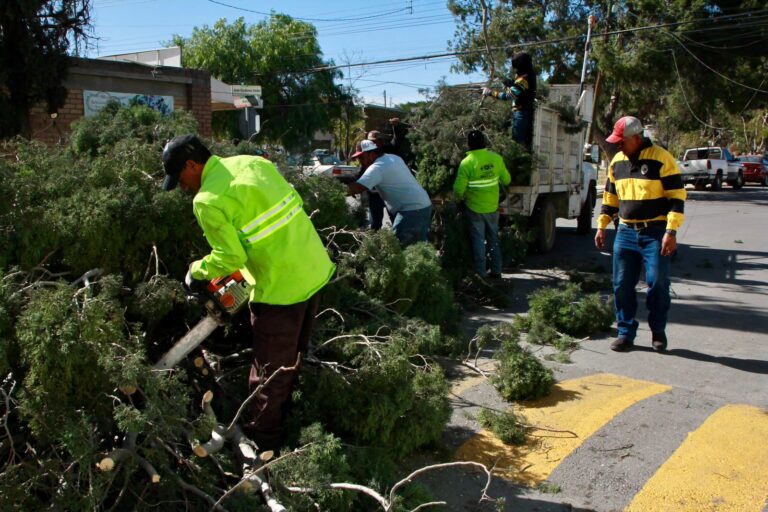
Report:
531,198,556,253
709,172,722,191
576,184,595,235
730,171,744,190
762,174,768,187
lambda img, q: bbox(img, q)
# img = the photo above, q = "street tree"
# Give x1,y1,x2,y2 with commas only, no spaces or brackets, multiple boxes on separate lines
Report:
173,15,348,150
0,0,91,138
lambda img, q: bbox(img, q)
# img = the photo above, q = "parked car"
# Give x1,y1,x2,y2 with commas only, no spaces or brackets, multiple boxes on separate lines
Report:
738,155,768,186
679,146,744,190
289,151,359,183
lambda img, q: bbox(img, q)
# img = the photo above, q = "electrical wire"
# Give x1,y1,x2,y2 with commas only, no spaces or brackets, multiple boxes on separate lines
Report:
670,51,726,131
205,0,411,23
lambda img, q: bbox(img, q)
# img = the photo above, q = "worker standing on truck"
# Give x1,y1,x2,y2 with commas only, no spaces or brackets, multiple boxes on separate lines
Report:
594,117,686,353
161,134,335,451
453,130,511,279
347,139,432,246
482,52,537,150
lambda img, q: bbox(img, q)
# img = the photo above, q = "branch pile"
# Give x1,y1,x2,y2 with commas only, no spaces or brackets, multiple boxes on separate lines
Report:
0,104,487,510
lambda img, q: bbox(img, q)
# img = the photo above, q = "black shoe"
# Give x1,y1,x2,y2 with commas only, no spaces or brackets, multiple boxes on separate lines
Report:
488,272,502,280
610,336,634,352
652,331,668,352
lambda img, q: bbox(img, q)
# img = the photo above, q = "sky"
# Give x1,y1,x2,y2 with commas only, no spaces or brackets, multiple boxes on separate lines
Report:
86,0,487,107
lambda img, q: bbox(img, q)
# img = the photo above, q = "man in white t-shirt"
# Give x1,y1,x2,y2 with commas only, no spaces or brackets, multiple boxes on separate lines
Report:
347,139,432,245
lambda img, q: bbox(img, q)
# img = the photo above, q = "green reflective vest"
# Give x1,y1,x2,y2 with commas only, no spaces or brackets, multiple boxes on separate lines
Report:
453,148,511,214
189,155,335,305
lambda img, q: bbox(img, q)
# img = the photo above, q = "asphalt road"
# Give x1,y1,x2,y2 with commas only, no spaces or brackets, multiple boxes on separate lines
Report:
418,184,768,511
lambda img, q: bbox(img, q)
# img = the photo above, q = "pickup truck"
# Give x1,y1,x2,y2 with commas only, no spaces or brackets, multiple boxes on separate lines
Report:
679,146,744,190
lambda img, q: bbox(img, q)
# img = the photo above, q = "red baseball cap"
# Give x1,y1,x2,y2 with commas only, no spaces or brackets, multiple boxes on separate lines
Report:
606,116,643,144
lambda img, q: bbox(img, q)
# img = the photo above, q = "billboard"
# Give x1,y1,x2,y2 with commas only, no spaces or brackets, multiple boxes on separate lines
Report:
83,90,174,117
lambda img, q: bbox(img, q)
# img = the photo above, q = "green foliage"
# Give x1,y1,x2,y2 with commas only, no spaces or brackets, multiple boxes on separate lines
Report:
174,16,348,149
525,283,613,340
69,101,197,156
297,340,450,461
288,173,364,232
129,275,186,324
476,408,528,445
271,423,355,511
407,86,534,196
0,121,207,279
489,326,554,401
344,230,459,331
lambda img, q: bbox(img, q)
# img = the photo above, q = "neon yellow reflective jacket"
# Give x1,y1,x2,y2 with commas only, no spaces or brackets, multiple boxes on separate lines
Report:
453,148,511,214
189,155,335,305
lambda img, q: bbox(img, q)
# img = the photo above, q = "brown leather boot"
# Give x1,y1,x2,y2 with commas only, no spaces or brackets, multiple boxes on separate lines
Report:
610,336,634,352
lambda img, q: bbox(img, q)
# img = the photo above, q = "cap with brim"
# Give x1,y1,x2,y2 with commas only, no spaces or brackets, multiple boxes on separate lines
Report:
351,139,379,158
162,173,180,191
606,116,643,144
161,134,204,190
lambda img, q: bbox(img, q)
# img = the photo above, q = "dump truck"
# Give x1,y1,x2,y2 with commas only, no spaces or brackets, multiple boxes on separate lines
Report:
498,83,598,253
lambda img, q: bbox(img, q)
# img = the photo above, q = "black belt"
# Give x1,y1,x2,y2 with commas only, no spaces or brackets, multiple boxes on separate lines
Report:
619,220,667,231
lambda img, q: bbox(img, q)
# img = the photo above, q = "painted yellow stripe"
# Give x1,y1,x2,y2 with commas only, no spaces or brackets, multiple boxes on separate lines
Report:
626,404,768,512
455,373,671,486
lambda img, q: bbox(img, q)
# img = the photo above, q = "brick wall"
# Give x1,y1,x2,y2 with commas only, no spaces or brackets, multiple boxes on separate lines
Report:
28,57,212,145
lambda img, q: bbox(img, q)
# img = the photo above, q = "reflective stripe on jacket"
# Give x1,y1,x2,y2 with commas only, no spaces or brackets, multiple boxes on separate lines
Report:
189,155,335,305
453,148,512,214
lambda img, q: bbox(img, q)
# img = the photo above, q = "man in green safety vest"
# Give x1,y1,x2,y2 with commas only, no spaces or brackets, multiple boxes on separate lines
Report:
453,130,511,279
161,135,335,451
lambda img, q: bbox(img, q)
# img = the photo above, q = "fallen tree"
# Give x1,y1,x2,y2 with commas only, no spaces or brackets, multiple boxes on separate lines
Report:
0,105,489,510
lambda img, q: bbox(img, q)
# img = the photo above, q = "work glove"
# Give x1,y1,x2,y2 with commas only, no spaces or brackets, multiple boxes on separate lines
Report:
184,269,208,294
481,87,493,97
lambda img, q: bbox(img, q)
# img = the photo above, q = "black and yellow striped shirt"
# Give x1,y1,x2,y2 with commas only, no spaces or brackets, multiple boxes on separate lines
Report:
598,140,686,231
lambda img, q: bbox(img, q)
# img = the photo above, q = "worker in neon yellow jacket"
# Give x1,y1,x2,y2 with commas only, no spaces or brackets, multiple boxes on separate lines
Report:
161,134,335,451
453,130,511,279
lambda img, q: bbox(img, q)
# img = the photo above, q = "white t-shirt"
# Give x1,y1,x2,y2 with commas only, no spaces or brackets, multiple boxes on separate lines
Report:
357,154,431,212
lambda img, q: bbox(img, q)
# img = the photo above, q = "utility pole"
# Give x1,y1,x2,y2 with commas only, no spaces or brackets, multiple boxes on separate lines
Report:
383,90,387,108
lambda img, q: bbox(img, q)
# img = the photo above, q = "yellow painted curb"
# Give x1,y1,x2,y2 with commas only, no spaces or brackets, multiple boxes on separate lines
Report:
456,373,672,486
626,404,768,512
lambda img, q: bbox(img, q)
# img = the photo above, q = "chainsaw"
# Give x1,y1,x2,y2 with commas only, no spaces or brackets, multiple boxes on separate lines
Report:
154,271,252,370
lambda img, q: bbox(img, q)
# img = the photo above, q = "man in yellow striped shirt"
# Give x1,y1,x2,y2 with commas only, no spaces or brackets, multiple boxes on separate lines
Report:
595,116,686,353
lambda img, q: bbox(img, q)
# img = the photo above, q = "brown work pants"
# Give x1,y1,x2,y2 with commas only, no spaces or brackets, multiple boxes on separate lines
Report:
246,293,320,451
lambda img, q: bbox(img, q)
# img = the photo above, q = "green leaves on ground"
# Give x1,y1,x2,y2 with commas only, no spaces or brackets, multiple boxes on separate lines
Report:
516,283,613,345
476,408,528,445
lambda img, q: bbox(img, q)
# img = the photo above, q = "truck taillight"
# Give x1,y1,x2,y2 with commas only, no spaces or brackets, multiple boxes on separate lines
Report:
332,168,341,175
707,160,712,170
499,207,506,214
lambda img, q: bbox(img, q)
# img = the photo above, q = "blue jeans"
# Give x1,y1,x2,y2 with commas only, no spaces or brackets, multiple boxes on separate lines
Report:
513,109,533,149
367,190,391,230
467,210,502,275
613,224,671,340
392,205,432,246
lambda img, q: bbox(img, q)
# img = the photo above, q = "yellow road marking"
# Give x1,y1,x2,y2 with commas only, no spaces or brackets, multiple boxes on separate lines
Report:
456,373,672,486
626,404,768,512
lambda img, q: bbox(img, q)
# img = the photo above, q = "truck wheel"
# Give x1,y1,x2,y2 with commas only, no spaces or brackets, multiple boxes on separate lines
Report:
531,198,557,253
576,186,595,235
731,172,744,190
709,172,722,191
762,174,768,187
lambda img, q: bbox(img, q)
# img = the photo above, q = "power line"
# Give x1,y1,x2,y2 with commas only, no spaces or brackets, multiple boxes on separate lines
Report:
205,0,411,23
670,51,726,130
299,10,768,74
